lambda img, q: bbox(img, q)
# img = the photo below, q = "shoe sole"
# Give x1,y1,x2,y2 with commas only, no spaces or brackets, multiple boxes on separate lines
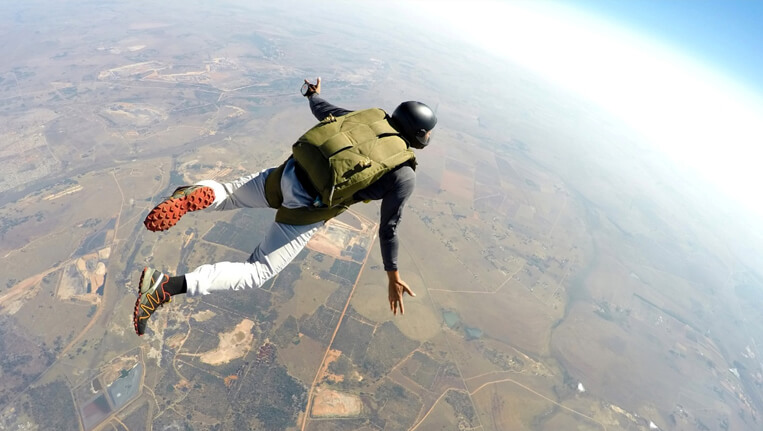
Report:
133,267,169,336
133,267,150,336
144,186,215,232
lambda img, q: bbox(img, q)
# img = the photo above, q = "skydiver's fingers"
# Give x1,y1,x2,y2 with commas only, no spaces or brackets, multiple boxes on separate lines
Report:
404,285,416,297
399,298,405,315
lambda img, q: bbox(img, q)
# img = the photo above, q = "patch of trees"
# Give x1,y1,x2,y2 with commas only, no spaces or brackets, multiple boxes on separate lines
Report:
26,380,78,431
235,364,307,431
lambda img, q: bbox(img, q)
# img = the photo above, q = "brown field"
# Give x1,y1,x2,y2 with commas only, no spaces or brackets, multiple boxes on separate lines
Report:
191,309,216,322
433,286,558,356
0,272,46,315
306,215,373,260
411,395,460,430
470,382,559,430
278,335,328,385
399,214,492,293
307,225,354,258
311,387,363,417
12,275,92,345
440,170,474,203
441,331,507,380
199,319,255,366
274,276,339,328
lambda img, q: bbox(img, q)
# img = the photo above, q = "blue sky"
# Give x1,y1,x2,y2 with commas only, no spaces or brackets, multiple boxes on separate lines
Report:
412,0,763,218
571,0,763,98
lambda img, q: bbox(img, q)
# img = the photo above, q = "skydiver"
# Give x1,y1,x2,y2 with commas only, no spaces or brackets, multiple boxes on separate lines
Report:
133,77,437,336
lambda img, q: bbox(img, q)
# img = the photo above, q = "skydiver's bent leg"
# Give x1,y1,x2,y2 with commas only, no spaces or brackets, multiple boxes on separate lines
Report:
143,168,276,232
195,167,275,211
184,220,323,295
197,158,314,212
146,159,313,231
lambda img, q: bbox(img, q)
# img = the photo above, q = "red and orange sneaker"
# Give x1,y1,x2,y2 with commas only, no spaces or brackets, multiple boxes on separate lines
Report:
144,185,215,232
133,267,171,336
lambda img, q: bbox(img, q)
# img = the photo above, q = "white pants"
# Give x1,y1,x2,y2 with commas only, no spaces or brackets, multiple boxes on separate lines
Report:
184,162,323,295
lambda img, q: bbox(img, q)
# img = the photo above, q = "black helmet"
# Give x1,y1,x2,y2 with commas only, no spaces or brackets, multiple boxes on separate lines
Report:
391,101,437,148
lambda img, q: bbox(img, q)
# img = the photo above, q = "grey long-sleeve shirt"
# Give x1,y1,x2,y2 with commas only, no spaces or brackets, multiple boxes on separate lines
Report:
308,95,415,271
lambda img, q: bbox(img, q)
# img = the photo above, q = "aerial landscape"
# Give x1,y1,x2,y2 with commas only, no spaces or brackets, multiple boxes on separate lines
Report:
1,1,762,430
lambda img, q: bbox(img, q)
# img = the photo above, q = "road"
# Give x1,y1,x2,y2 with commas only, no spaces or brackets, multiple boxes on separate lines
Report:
300,210,377,431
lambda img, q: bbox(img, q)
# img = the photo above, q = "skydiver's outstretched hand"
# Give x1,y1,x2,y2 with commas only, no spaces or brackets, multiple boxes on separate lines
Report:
387,270,416,315
302,77,321,97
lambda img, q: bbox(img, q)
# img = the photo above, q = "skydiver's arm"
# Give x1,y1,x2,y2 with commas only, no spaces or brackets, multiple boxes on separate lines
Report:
356,165,418,315
308,95,353,121
355,165,416,272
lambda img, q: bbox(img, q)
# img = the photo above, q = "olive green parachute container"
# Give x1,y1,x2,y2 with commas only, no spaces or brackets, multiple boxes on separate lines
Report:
265,108,415,225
